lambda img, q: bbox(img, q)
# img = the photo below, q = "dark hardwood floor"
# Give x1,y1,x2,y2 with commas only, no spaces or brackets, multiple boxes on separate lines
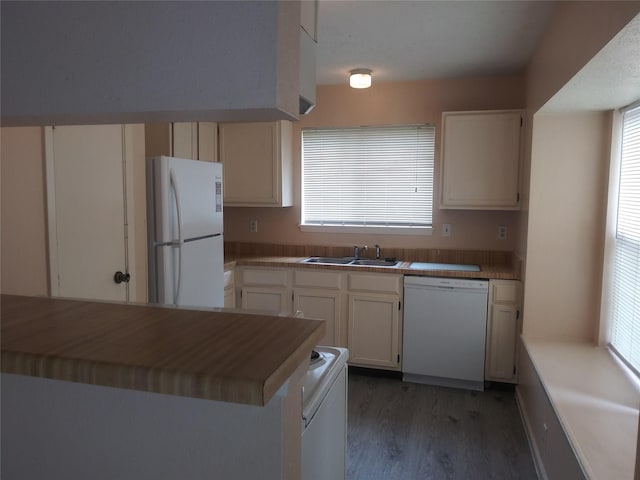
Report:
347,371,537,480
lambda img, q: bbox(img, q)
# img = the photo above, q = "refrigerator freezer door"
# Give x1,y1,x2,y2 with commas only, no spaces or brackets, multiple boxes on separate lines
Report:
151,156,223,243
156,235,224,308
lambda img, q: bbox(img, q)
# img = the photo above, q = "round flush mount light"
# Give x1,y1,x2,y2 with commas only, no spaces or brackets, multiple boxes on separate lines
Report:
349,68,372,89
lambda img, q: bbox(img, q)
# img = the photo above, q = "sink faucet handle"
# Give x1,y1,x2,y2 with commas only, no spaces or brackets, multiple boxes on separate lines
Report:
375,244,381,259
353,245,359,258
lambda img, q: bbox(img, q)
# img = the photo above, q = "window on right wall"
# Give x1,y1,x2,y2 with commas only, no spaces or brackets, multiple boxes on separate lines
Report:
608,102,640,375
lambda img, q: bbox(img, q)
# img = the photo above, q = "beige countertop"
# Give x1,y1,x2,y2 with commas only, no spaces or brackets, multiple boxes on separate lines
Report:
225,255,520,280
522,337,640,480
1,294,324,406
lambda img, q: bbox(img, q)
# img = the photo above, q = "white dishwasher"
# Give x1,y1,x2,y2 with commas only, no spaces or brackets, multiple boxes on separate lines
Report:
402,276,488,391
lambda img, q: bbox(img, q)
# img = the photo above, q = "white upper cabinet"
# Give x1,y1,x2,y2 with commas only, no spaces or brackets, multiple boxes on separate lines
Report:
173,122,218,162
144,122,217,162
219,121,293,207
440,110,523,210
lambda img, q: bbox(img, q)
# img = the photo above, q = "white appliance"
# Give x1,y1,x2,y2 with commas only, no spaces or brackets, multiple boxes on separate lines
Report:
147,156,224,308
402,276,489,391
301,346,348,480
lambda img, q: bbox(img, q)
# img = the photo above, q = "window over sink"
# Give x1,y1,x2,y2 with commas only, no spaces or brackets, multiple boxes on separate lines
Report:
301,124,435,234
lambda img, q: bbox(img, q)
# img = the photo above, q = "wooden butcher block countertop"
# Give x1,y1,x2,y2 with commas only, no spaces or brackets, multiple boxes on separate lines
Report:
0,294,324,406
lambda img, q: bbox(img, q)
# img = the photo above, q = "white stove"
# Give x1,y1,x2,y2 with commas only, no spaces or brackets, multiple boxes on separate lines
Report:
301,346,349,480
302,346,348,425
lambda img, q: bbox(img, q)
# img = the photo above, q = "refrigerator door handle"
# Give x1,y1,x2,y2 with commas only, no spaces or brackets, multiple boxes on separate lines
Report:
170,168,184,305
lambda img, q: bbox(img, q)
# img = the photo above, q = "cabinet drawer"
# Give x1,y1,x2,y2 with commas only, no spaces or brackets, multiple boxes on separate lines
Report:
348,273,401,294
223,269,234,288
241,268,288,287
491,281,520,304
294,269,343,289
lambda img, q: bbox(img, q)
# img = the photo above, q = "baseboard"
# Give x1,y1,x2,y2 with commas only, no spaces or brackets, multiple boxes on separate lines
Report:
348,366,402,379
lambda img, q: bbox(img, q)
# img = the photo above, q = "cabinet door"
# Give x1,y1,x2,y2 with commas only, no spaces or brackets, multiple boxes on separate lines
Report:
145,122,217,162
348,293,400,369
219,121,292,206
294,289,340,346
485,304,519,381
441,110,522,209
241,286,290,314
172,122,198,160
197,122,218,162
223,269,235,308
224,287,235,309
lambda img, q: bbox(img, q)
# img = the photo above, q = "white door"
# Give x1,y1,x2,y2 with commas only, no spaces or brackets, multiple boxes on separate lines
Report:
46,125,144,302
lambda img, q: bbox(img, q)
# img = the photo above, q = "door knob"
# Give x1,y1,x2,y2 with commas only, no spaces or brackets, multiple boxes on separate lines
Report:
114,271,131,284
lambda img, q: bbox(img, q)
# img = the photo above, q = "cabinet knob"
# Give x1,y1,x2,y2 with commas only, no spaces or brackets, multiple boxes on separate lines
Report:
114,271,131,284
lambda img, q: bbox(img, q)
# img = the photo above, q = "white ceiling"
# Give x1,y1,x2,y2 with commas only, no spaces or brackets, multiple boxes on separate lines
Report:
316,0,557,85
543,12,640,112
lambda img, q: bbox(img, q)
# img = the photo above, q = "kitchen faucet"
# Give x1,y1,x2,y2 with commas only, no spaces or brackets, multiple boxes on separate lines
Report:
375,244,381,259
353,245,368,258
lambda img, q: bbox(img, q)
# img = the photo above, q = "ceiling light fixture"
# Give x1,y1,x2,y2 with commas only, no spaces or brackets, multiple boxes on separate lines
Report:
349,68,372,89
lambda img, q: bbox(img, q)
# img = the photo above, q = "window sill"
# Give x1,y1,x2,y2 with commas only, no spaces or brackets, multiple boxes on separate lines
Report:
298,225,433,235
520,336,640,479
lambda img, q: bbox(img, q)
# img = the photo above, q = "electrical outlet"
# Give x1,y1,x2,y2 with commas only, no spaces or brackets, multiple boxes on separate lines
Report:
442,224,451,237
498,226,507,240
250,219,258,233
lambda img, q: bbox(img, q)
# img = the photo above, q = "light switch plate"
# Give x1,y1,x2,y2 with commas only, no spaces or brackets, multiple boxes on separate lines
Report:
442,224,451,237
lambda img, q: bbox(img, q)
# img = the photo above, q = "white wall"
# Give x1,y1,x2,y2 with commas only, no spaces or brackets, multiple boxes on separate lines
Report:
0,1,300,126
1,374,287,480
523,112,610,340
0,127,49,296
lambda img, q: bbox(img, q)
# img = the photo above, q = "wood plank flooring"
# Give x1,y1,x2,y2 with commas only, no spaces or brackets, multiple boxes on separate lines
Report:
347,372,537,480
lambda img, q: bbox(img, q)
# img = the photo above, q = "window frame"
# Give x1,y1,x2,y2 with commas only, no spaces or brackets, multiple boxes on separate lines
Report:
600,100,640,378
299,124,435,235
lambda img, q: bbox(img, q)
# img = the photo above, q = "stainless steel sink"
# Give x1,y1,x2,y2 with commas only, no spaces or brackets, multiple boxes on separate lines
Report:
301,256,355,265
300,256,400,267
351,258,400,267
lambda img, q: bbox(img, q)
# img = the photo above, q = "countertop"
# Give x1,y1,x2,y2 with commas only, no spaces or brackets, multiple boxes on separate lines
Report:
224,255,520,280
522,337,640,479
1,294,325,406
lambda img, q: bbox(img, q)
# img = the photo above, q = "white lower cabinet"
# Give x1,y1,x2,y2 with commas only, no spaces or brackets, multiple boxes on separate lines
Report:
238,267,292,314
241,286,291,313
223,269,235,308
293,269,345,347
236,267,404,362
347,273,402,370
485,279,522,383
348,293,400,369
294,289,340,347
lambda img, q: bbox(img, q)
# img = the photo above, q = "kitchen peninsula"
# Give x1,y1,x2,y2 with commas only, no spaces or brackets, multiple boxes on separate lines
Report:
1,294,324,480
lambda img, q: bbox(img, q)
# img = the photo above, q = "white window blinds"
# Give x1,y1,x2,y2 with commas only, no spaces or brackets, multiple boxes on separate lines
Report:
301,125,434,228
610,104,640,374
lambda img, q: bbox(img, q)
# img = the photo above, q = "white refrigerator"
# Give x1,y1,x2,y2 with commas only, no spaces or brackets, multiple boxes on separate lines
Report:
147,156,224,308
